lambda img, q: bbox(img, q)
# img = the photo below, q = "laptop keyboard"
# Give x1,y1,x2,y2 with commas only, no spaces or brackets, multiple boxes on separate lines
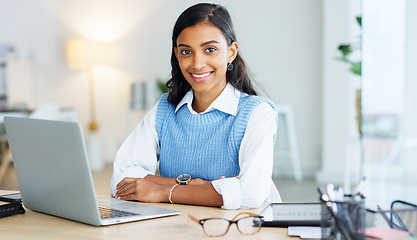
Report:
99,206,141,219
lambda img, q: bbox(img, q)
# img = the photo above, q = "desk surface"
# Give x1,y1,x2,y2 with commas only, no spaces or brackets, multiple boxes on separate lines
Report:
0,190,295,240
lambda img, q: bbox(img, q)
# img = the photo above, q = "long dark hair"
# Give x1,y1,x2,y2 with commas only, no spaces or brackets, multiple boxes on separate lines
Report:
166,3,258,105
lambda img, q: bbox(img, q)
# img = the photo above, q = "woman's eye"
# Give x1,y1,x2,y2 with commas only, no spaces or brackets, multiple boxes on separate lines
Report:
205,47,216,53
180,49,191,55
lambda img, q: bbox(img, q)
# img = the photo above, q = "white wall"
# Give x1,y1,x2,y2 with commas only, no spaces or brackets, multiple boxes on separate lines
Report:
316,0,362,186
0,0,324,178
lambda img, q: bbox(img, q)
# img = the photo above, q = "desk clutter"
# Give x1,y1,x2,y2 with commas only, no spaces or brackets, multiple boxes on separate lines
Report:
286,177,417,240
317,178,417,240
319,185,366,240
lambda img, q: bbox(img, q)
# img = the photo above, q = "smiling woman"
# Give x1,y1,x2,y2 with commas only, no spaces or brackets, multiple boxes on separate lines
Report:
174,22,236,112
110,3,281,210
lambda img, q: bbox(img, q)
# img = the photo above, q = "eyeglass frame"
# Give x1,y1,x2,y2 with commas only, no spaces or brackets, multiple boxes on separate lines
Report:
188,212,264,237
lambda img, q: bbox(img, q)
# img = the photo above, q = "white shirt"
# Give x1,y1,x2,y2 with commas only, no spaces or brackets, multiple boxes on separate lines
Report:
111,84,281,209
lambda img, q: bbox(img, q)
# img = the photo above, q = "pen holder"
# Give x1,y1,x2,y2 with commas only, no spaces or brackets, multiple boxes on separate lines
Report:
321,195,366,240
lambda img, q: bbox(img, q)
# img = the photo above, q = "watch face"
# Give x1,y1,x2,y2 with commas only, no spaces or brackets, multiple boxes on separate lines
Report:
177,174,191,182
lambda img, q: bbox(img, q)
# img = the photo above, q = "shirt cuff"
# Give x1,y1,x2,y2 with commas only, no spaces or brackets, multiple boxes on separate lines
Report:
211,178,242,210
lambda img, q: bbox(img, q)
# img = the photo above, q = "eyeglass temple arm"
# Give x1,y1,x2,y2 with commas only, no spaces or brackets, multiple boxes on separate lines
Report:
188,214,201,224
231,212,260,221
189,212,261,223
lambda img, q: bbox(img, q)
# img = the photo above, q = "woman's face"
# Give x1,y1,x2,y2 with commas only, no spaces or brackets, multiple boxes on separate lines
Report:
175,22,237,100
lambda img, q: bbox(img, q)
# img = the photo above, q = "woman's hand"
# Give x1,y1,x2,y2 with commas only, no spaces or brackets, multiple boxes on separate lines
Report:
114,177,169,203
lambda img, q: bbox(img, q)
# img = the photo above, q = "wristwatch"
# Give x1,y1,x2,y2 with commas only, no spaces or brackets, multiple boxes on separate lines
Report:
176,174,191,185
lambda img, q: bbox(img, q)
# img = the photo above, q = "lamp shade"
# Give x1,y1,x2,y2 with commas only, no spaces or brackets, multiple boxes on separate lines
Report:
66,38,113,69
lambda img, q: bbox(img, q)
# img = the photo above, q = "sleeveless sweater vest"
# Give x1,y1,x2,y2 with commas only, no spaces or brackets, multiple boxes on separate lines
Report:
155,93,276,181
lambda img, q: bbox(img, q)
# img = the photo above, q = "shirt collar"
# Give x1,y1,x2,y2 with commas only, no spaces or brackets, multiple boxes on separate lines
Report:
175,83,241,116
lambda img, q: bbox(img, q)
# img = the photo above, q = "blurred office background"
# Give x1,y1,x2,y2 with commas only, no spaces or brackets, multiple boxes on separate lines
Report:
0,0,416,206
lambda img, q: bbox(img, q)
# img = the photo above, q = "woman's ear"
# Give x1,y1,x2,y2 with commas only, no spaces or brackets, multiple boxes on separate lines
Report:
228,42,238,62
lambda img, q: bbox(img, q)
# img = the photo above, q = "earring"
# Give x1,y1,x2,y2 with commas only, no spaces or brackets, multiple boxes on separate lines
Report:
227,61,234,71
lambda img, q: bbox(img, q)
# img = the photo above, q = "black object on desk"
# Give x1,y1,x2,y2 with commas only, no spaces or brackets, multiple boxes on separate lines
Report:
0,192,25,218
259,202,322,227
0,192,22,202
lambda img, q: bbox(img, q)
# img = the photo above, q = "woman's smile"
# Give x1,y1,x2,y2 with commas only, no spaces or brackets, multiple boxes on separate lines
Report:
190,71,213,82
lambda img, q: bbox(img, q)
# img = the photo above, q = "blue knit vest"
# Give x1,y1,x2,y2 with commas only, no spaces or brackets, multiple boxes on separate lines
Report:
155,93,277,181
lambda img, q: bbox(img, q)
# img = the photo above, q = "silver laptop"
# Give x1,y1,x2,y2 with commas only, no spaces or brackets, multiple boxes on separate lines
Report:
4,116,180,226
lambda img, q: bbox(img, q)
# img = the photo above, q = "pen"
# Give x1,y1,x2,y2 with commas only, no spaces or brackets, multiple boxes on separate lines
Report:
377,205,391,226
334,186,356,237
327,183,336,201
327,183,339,215
353,177,366,198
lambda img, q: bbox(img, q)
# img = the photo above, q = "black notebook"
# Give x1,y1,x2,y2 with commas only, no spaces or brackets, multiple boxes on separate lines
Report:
0,192,25,219
260,202,322,227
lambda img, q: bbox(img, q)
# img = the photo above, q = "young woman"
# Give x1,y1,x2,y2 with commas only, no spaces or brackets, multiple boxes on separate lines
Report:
111,3,281,209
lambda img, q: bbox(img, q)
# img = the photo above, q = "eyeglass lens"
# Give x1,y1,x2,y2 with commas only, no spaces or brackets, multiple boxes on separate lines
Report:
202,216,261,237
236,216,262,235
202,219,230,237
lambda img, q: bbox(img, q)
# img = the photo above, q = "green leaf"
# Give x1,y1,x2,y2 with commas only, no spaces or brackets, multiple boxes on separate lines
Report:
356,16,362,27
157,79,169,93
350,61,361,76
338,44,352,57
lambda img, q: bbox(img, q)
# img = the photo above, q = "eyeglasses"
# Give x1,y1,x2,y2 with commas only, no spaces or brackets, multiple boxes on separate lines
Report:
188,212,264,237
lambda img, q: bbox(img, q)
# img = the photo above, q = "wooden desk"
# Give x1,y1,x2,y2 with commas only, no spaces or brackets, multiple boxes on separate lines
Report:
0,191,295,240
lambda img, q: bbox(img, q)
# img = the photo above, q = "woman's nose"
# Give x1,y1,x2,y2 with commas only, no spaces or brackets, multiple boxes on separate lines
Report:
192,52,206,70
